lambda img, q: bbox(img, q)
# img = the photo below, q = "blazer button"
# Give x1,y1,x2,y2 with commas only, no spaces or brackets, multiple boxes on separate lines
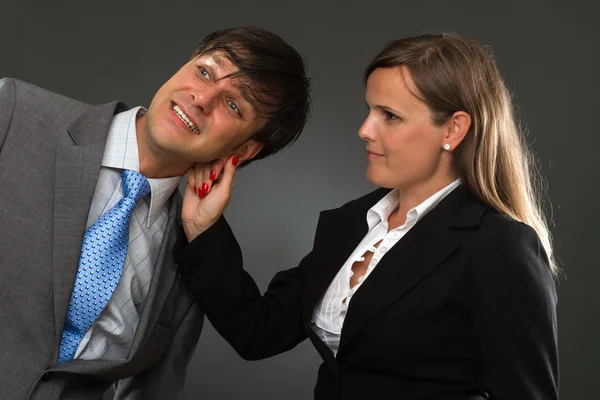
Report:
41,372,53,382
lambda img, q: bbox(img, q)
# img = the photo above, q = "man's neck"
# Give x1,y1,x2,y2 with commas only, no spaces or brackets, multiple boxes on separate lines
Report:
138,140,192,178
135,116,191,179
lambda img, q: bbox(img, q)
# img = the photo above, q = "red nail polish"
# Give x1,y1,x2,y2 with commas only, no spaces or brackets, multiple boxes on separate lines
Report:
232,155,239,166
210,170,216,180
197,188,202,197
199,190,205,199
202,183,209,193
193,185,197,193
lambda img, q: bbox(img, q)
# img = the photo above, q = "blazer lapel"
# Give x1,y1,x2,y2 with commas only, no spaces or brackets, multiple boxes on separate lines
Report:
49,192,182,379
302,189,390,327
52,101,127,349
337,186,480,354
128,193,181,358
301,208,367,374
51,194,183,377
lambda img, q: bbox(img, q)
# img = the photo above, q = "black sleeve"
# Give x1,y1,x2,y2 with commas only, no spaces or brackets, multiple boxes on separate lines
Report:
173,215,312,360
468,218,559,400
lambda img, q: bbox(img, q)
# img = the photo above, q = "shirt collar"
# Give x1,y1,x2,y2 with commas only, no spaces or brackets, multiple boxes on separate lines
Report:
367,189,399,230
102,106,182,227
366,179,462,230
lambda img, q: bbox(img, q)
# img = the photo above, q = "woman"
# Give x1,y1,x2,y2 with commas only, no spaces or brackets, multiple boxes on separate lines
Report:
176,33,559,399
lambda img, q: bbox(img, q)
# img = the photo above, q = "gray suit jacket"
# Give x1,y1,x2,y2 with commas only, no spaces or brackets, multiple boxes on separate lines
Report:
0,78,204,400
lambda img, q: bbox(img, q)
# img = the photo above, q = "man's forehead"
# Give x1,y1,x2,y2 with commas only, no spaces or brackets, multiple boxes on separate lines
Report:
210,53,228,68
196,51,238,72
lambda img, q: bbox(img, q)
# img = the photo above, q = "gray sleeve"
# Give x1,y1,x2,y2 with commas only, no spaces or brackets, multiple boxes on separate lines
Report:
0,78,17,150
112,302,205,400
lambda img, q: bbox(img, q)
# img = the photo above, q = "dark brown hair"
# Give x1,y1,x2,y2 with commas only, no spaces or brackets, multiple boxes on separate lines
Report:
192,26,311,165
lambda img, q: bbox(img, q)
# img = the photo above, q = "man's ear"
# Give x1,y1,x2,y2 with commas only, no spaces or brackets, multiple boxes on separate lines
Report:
234,139,264,163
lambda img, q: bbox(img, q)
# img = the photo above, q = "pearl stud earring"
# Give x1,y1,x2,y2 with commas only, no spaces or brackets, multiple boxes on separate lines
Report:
443,144,451,150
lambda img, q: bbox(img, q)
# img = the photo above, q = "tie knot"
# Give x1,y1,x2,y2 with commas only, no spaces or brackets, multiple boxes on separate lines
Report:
122,170,151,202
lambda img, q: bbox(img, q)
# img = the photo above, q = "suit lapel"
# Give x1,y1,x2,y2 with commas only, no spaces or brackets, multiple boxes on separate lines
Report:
51,101,127,349
50,189,182,377
128,193,181,358
336,186,481,354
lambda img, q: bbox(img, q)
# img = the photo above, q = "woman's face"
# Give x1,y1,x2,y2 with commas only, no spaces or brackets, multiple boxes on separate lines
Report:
359,66,449,191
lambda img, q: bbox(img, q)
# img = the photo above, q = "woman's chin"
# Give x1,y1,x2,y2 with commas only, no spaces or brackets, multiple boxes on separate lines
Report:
366,168,387,188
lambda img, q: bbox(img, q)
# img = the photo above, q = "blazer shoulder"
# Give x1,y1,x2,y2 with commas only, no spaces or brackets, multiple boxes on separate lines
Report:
469,207,553,280
478,207,540,243
2,77,91,130
0,77,17,98
3,78,87,103
0,78,19,123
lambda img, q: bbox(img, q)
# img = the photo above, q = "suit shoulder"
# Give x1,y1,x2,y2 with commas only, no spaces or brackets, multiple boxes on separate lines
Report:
5,78,88,105
0,78,17,110
4,78,91,128
469,207,552,280
478,207,539,243
0,77,17,93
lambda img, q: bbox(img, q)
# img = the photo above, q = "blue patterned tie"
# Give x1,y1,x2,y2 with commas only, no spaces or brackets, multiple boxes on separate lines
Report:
58,170,151,363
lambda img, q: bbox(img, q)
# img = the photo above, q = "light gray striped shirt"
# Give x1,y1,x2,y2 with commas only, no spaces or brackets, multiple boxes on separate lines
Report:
73,106,182,361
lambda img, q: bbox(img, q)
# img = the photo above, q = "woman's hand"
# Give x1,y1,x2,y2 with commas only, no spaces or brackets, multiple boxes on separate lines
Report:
181,155,239,242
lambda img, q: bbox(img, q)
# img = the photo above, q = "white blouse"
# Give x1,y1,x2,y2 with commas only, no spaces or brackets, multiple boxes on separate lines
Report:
310,180,461,356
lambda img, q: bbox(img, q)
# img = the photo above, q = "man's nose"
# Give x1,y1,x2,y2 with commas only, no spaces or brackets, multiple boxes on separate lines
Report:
190,86,219,113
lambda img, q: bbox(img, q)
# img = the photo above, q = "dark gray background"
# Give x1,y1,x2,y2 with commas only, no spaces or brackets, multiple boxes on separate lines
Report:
1,0,595,398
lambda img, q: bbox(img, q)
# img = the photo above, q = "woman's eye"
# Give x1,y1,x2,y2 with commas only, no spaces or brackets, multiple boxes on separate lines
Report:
384,111,398,120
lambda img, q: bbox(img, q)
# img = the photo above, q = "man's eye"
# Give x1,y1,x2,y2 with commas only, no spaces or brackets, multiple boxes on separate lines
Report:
199,67,210,79
228,101,240,115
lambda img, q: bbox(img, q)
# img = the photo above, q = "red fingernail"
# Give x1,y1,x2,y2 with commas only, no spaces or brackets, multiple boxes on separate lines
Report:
199,190,205,199
210,170,216,180
197,188,202,197
193,185,197,193
202,183,209,194
232,155,239,166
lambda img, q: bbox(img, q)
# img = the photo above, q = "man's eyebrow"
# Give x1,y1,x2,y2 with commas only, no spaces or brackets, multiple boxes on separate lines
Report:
237,85,258,111
209,54,263,115
210,54,227,68
225,77,261,114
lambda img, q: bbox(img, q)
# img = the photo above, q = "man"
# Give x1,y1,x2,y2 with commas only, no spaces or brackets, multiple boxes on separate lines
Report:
0,26,311,399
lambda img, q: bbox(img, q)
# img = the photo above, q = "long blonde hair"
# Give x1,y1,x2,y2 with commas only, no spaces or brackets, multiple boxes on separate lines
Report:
365,33,558,275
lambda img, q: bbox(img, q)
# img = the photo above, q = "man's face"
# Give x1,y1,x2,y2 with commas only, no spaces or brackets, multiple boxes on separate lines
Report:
140,51,266,168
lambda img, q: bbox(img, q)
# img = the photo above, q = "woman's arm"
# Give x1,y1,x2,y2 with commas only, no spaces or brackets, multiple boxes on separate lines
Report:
468,215,559,400
173,214,313,360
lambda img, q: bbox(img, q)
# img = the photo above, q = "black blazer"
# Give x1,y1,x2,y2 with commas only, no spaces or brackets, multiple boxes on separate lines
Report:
175,185,558,400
